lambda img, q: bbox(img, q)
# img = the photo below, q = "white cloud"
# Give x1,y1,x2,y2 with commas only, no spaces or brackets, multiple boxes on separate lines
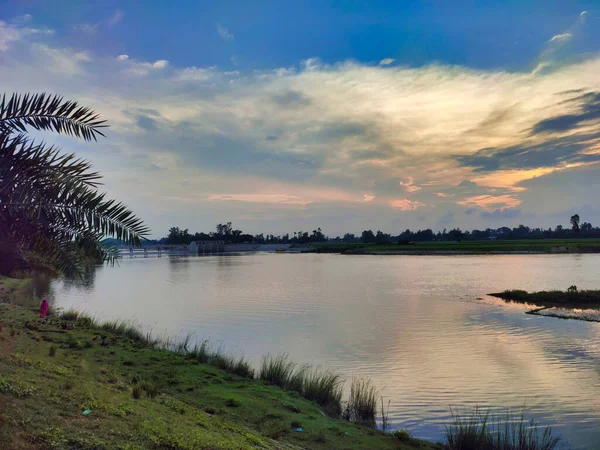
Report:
0,21,20,51
176,66,214,81
121,58,169,75
0,19,53,51
532,62,551,75
379,58,395,66
549,33,572,42
2,18,600,234
217,23,234,41
108,10,124,27
74,23,98,34
152,60,169,69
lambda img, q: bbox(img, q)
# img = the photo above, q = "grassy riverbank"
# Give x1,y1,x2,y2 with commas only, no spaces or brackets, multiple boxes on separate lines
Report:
307,238,600,255
489,289,600,309
0,277,438,450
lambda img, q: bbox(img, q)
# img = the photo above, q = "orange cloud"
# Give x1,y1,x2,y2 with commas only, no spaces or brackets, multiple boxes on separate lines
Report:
457,194,521,211
390,199,425,210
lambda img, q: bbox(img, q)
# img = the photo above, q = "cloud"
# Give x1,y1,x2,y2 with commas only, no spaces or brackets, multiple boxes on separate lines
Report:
379,58,395,66
176,66,214,81
74,23,98,34
217,23,234,41
400,177,421,193
2,17,600,234
207,194,310,206
118,57,169,75
549,33,572,42
0,20,53,51
152,60,169,69
531,92,600,134
457,194,521,211
390,199,425,210
108,10,124,27
363,194,375,202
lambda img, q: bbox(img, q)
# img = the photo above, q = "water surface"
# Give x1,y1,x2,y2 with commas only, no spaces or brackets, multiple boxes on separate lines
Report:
52,253,600,448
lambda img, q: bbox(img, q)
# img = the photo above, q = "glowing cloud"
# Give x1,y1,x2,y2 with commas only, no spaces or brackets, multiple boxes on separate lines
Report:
457,195,521,211
390,199,426,210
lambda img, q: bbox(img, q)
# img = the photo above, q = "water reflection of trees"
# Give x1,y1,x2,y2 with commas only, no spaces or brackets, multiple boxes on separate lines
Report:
168,256,190,285
57,265,100,294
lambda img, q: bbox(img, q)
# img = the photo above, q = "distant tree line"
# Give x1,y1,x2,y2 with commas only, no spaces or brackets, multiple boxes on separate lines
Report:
162,223,327,245
157,215,600,246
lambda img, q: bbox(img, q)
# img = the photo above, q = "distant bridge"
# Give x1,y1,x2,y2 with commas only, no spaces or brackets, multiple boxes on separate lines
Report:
120,242,226,258
119,242,309,258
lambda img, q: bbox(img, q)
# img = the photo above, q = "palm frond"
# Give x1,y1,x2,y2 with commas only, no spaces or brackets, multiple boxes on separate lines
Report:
0,93,107,141
0,92,147,278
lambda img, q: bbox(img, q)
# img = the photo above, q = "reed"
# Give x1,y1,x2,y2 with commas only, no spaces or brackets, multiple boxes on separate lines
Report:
445,407,561,450
343,378,378,427
259,354,296,388
302,369,344,417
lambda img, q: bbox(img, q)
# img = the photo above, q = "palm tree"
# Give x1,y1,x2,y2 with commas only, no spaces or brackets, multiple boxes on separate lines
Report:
0,93,149,278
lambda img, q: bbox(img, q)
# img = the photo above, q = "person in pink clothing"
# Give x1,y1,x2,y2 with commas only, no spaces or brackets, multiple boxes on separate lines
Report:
39,297,49,318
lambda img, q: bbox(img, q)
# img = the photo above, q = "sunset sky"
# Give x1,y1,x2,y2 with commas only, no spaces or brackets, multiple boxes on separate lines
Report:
1,1,600,237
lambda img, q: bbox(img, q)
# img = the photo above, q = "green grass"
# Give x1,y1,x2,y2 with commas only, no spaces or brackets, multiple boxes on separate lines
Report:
309,238,600,255
0,300,443,450
445,408,560,450
490,289,600,308
0,281,445,450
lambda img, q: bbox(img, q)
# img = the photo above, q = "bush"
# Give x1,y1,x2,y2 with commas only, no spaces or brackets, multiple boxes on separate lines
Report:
60,309,80,321
393,429,411,442
132,385,142,399
141,381,159,398
225,397,241,407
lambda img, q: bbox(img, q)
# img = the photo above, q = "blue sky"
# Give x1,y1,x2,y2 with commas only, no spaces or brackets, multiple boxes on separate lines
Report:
1,1,600,237
3,0,598,70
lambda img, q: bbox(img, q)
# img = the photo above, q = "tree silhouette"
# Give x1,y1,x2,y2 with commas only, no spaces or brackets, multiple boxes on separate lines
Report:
570,214,580,234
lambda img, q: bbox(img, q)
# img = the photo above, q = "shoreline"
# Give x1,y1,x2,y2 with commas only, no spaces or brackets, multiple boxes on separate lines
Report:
316,249,598,255
0,276,439,450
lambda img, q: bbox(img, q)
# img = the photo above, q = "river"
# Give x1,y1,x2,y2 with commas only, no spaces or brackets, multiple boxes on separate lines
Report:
51,253,600,448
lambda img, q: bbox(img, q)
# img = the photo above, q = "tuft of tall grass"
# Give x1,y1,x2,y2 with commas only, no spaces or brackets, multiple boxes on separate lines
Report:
259,354,296,388
343,378,378,427
445,407,561,450
99,320,160,347
302,369,344,417
59,308,80,321
287,363,310,393
187,340,210,363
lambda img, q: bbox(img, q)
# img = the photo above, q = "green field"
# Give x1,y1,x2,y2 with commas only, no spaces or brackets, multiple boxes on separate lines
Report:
308,238,600,254
0,278,439,450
